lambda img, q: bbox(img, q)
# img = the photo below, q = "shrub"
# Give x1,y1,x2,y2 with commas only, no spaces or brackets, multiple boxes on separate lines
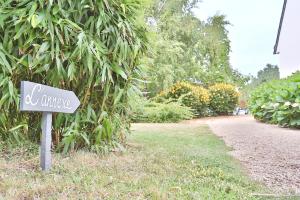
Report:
157,82,210,116
287,71,300,82
131,97,194,123
209,83,239,115
249,78,300,128
0,1,147,152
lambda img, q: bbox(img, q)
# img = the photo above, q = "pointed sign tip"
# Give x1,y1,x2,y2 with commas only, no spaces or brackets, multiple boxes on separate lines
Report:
20,81,81,114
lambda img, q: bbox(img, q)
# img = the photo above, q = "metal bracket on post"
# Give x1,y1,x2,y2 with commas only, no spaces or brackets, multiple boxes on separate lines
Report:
41,112,52,171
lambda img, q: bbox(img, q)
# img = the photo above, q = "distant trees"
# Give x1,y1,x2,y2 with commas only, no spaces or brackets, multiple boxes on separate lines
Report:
143,0,248,96
252,64,280,86
240,64,280,104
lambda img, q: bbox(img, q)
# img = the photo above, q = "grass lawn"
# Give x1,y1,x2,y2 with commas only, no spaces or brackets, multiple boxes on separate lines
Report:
0,123,269,199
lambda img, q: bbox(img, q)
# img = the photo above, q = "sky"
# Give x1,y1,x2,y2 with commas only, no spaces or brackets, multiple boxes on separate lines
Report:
193,0,283,76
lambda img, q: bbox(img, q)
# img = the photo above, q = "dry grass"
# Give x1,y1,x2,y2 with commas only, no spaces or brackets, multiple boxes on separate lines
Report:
0,123,271,199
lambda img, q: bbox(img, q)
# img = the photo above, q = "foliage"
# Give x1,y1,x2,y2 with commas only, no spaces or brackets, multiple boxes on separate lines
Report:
209,83,239,115
249,77,300,128
156,82,239,117
158,82,210,116
287,71,300,82
131,98,194,123
0,0,147,152
240,63,279,105
251,64,280,87
143,1,248,96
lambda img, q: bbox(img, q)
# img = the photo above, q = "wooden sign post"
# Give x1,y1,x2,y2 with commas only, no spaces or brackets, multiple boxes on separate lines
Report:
20,81,80,171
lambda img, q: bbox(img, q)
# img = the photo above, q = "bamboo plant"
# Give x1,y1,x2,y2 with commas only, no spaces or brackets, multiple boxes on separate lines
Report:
0,0,148,152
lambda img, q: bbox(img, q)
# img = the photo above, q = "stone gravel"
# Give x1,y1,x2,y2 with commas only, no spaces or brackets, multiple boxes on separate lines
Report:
190,116,300,194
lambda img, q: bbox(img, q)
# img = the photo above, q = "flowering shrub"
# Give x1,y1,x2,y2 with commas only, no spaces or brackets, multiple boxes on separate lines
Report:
158,82,210,116
208,83,239,115
249,76,300,128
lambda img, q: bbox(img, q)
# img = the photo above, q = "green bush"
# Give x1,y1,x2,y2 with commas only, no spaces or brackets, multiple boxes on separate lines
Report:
209,83,239,115
0,1,147,152
249,77,300,128
157,82,210,116
287,71,300,82
131,97,194,123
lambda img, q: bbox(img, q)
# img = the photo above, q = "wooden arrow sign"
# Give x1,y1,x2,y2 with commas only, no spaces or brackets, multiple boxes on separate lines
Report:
20,81,80,171
20,81,80,113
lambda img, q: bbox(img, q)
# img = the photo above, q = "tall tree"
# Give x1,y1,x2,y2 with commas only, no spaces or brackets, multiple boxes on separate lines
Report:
143,0,246,95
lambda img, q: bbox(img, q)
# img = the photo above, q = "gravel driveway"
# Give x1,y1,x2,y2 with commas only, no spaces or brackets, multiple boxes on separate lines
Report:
191,116,300,194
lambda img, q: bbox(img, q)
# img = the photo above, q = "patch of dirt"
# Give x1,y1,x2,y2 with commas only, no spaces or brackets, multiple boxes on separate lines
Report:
193,115,300,194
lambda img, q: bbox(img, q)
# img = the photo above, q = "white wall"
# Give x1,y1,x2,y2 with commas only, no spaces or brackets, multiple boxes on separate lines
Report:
277,0,300,77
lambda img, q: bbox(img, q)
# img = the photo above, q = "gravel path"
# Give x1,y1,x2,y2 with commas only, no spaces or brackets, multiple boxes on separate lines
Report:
191,116,300,194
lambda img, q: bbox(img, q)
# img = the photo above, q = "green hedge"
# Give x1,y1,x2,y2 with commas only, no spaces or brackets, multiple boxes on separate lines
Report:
131,98,194,123
249,73,300,128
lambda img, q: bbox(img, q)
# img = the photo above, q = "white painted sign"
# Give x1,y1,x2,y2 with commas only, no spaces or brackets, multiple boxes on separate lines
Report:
20,81,80,113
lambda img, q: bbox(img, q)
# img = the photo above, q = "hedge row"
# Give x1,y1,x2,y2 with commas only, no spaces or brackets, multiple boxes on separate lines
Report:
249,73,300,128
131,99,194,123
157,82,239,116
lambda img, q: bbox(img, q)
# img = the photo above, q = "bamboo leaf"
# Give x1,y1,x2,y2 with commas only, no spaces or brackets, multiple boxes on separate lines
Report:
28,2,38,20
0,53,11,74
114,89,124,105
8,80,14,97
31,14,40,28
14,24,27,40
111,64,127,80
